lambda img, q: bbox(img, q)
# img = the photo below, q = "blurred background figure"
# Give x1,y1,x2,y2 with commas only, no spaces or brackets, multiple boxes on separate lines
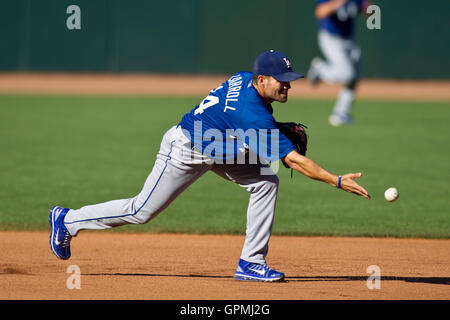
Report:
307,0,372,126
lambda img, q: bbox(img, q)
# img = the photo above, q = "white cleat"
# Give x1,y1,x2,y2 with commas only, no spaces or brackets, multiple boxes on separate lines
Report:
328,113,352,127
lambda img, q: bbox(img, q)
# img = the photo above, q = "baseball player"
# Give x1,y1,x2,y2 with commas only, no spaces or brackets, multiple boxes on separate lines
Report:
49,50,370,282
307,0,371,126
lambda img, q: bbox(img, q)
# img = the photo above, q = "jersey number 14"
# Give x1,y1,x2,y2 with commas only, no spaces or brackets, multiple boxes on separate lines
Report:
194,86,223,115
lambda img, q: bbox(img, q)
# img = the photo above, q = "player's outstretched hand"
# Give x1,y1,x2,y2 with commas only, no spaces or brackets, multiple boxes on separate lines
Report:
340,172,371,199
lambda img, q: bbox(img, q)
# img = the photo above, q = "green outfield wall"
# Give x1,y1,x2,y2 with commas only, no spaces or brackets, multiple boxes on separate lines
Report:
1,0,448,78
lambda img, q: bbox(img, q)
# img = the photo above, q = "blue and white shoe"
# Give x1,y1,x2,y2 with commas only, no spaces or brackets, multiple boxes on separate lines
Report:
48,206,72,260
234,259,285,282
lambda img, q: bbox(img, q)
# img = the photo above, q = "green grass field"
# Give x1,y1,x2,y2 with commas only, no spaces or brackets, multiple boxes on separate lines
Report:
1,94,449,238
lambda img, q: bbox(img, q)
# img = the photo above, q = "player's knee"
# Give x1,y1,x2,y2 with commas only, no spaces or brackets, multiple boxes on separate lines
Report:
346,78,359,90
128,210,151,224
339,67,357,83
133,211,153,224
129,199,161,224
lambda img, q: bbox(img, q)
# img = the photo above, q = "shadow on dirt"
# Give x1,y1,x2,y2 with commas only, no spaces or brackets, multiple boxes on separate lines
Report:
286,276,449,285
84,273,449,285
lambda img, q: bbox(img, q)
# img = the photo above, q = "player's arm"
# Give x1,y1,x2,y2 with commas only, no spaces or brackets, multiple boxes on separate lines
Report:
315,0,348,19
282,150,371,199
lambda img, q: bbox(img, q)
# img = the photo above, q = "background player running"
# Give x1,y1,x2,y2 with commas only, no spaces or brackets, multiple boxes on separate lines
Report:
49,50,370,282
307,0,372,126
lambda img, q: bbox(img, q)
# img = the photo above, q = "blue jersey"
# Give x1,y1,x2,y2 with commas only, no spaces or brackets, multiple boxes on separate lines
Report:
178,72,296,163
317,0,364,38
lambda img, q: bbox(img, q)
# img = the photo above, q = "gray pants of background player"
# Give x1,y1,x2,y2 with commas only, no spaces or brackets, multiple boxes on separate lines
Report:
317,30,361,118
64,125,279,265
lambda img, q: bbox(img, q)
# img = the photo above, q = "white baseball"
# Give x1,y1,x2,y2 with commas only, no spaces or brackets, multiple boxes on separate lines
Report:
384,187,399,202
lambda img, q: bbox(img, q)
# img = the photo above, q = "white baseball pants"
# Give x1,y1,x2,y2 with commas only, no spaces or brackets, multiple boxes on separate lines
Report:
317,30,361,117
64,125,279,265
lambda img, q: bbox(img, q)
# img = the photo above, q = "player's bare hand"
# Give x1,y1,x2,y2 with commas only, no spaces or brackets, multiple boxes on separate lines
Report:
340,172,371,199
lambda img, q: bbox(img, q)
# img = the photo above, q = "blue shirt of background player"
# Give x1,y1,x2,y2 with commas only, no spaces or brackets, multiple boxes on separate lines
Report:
178,71,296,163
317,0,364,38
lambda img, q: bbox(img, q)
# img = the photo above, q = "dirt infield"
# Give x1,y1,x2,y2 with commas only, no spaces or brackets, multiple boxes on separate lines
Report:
0,72,449,101
0,231,449,300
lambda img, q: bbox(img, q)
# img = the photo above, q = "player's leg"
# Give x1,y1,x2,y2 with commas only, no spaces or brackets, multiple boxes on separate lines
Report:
50,125,212,259
329,39,361,126
211,160,284,281
314,31,357,84
211,161,279,265
62,126,211,236
329,86,355,126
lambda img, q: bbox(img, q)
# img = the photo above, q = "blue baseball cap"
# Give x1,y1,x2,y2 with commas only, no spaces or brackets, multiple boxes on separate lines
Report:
253,50,304,82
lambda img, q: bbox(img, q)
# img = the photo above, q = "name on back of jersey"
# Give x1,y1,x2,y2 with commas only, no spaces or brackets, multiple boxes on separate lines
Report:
224,74,242,112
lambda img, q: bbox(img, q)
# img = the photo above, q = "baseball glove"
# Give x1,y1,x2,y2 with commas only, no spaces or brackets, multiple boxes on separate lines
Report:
277,121,308,169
